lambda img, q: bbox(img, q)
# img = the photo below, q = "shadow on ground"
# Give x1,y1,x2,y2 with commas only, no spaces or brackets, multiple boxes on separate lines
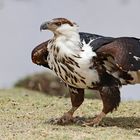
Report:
47,116,140,130
102,116,140,129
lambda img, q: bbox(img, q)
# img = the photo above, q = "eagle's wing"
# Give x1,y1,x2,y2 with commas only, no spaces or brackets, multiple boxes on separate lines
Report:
80,32,140,72
96,37,140,71
31,40,50,68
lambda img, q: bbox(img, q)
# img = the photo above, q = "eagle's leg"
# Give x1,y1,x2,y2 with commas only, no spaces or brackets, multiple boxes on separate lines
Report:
83,86,120,126
56,87,84,125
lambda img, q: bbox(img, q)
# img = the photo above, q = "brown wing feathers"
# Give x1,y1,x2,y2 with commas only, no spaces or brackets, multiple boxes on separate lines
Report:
96,37,140,71
31,41,50,68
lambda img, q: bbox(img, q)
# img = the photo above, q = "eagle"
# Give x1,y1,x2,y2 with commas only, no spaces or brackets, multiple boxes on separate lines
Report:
32,18,140,126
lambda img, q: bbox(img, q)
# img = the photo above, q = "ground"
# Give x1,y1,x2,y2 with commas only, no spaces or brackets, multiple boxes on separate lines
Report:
0,88,139,140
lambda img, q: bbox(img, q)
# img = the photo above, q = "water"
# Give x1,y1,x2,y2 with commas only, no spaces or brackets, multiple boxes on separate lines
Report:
0,0,140,100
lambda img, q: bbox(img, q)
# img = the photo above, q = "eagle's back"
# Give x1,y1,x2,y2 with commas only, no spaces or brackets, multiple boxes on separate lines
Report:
79,32,140,84
79,32,115,51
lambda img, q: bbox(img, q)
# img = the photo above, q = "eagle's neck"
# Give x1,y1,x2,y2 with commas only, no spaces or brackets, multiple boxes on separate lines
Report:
51,26,82,57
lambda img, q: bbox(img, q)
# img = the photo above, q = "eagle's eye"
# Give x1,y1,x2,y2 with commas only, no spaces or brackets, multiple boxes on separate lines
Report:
54,22,61,26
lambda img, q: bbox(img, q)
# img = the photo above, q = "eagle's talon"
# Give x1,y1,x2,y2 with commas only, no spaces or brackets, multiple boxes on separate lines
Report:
49,113,74,125
82,112,106,127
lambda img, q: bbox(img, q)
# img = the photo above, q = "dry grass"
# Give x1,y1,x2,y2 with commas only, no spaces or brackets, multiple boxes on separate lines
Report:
0,88,140,140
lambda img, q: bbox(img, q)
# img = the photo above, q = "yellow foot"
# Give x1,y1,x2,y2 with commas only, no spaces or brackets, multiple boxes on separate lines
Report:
82,112,106,127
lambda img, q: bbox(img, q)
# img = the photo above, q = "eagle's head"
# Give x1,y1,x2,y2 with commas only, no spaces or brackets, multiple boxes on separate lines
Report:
40,18,78,36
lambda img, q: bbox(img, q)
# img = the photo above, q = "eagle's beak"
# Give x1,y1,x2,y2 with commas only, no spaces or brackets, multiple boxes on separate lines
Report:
40,22,49,31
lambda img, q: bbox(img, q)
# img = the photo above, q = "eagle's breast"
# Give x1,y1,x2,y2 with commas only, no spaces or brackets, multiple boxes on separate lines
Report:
47,39,100,88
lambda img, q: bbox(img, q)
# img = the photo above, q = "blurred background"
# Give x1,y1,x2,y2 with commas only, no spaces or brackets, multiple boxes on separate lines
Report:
0,0,140,100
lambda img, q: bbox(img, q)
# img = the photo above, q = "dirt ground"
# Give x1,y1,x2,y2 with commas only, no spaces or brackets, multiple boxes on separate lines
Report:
0,88,139,140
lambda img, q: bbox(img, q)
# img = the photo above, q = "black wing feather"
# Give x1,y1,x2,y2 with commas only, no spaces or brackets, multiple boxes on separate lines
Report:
79,32,103,44
79,32,115,51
